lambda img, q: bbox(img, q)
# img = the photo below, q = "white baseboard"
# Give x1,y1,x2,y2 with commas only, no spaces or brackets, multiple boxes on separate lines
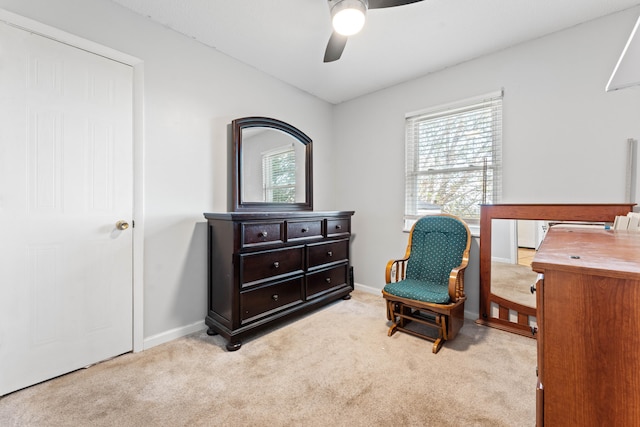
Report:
354,282,381,295
464,309,479,321
143,320,206,350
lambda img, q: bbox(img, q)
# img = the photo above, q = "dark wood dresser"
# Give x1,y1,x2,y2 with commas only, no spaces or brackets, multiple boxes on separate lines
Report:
531,227,640,426
204,210,355,350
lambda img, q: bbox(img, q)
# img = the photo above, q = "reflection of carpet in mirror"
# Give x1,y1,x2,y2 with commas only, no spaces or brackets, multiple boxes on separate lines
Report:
492,261,538,307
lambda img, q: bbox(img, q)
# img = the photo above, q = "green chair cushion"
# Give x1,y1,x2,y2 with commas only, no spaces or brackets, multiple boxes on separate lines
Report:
384,279,450,304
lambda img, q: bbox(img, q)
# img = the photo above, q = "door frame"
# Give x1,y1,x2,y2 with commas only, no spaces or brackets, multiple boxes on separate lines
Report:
0,9,145,352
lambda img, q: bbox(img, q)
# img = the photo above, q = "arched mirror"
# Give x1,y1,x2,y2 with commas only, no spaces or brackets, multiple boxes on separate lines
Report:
231,117,312,212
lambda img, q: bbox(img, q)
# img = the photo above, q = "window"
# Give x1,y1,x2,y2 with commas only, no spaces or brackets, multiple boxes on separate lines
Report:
405,91,503,230
262,146,296,202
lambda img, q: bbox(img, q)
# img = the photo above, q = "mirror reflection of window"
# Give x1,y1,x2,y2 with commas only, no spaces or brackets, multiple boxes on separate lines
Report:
262,146,296,202
240,125,307,205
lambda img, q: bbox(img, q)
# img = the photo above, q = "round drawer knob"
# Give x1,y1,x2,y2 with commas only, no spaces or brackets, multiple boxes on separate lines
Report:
325,278,331,284
273,262,280,268
327,251,333,257
272,294,279,301
259,231,268,238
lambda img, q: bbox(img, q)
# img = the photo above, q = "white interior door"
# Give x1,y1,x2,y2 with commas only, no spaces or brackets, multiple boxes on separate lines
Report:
0,21,133,396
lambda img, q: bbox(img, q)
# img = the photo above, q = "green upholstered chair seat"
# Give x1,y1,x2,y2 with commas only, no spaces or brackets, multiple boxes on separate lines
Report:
384,279,450,304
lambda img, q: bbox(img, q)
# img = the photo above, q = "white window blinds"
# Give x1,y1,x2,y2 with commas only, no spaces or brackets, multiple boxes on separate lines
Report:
405,91,503,229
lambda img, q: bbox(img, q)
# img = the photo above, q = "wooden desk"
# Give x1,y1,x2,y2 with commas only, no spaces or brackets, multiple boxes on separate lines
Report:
532,227,640,426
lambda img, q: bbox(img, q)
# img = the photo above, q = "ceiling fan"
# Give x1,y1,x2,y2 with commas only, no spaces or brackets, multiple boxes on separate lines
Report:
323,0,425,63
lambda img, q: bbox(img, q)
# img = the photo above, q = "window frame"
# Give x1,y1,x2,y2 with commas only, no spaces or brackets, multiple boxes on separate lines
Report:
404,90,503,231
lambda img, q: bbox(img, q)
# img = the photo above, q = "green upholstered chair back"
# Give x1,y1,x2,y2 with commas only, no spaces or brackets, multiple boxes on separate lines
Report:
405,215,469,286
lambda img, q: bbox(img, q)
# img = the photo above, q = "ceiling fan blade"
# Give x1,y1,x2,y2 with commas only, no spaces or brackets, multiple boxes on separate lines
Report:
323,31,348,63
368,0,424,9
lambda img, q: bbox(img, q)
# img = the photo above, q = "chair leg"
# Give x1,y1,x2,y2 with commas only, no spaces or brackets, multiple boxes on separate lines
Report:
387,302,411,336
385,300,394,321
436,313,448,340
388,322,398,337
386,299,458,354
447,302,465,340
386,299,396,335
387,301,402,336
431,314,447,353
432,337,444,354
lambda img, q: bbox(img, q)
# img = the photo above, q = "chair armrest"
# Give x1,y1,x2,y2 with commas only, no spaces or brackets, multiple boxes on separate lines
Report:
385,257,409,284
448,266,465,302
448,251,470,301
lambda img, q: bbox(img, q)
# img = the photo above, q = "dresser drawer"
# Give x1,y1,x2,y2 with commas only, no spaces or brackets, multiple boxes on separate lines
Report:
241,221,284,247
327,218,350,237
239,246,304,286
306,264,349,299
286,219,323,241
307,239,349,269
241,277,304,324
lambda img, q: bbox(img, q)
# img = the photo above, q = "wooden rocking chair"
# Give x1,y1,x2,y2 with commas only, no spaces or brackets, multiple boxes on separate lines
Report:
382,214,471,353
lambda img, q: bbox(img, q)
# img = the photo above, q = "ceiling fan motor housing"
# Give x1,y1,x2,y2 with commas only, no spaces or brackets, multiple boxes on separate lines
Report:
330,0,368,36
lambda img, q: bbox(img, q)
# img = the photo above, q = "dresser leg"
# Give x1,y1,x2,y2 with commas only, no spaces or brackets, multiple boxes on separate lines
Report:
342,294,352,300
206,328,218,336
226,341,242,352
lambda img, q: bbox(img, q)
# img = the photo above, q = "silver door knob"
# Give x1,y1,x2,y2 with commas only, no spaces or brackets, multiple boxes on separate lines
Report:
116,220,129,230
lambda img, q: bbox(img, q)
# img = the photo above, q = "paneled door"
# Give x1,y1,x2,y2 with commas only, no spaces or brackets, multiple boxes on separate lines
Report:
0,21,133,395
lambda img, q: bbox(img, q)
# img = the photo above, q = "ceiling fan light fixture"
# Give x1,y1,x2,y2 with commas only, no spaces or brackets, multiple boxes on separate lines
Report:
331,0,367,36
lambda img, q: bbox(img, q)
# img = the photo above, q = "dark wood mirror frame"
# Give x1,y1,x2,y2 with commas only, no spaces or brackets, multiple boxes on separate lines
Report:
231,116,313,212
476,203,635,337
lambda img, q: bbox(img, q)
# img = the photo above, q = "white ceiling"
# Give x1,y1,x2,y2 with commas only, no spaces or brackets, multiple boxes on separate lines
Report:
110,0,640,104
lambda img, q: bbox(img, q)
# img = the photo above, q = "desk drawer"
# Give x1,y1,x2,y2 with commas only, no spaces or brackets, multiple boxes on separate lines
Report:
307,239,349,269
241,277,303,324
240,246,304,286
307,264,349,299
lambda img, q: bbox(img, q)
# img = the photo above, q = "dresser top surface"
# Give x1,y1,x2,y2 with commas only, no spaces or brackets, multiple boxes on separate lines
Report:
204,211,355,221
532,227,640,278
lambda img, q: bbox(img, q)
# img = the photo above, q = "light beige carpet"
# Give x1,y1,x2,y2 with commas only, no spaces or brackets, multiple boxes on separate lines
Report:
0,290,537,426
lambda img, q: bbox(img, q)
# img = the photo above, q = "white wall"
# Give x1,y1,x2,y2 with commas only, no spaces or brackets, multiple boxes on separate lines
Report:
333,7,640,319
2,0,640,343
0,0,336,345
